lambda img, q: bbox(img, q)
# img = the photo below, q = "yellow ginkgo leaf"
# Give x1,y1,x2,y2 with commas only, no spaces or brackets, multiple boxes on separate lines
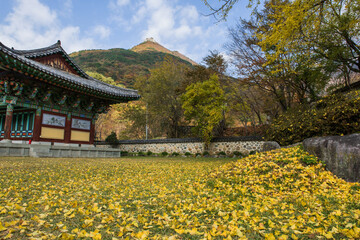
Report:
175,229,185,234
134,230,149,239
0,223,7,232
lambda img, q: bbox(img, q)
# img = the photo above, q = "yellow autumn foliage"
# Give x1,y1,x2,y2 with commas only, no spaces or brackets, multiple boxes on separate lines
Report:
0,147,359,239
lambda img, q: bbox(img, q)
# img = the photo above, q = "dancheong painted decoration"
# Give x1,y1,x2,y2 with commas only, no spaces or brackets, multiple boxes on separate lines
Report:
0,40,140,144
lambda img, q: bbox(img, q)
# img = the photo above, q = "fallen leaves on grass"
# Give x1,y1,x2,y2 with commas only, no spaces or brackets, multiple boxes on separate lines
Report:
0,147,359,239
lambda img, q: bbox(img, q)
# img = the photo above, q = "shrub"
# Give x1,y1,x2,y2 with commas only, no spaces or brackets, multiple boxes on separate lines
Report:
146,151,153,156
266,90,360,146
171,152,180,157
161,152,168,156
218,151,226,156
120,151,128,156
185,152,192,157
202,151,210,156
233,151,243,157
105,131,119,148
195,153,202,157
138,151,145,156
249,151,257,155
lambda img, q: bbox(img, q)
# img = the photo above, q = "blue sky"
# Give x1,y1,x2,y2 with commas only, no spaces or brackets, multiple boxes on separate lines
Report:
0,0,252,64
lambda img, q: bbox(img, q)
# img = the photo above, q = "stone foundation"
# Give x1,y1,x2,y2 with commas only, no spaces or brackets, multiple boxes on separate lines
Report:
0,142,122,158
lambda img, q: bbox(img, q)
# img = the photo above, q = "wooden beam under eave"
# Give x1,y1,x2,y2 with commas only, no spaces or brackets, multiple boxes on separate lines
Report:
4,55,10,64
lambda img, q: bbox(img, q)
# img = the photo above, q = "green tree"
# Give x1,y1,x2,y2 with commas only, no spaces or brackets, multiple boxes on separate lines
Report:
203,50,228,75
183,52,232,135
105,131,119,148
95,101,147,141
135,57,189,138
116,101,147,139
89,71,129,140
182,51,227,91
182,65,212,91
182,74,226,147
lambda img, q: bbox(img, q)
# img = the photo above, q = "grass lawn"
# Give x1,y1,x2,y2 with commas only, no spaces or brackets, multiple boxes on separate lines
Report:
0,147,359,239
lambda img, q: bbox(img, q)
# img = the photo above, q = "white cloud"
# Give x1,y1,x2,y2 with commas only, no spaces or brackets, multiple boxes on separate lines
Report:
179,5,199,24
108,0,130,11
141,3,203,42
92,25,111,39
9,0,57,26
108,0,230,63
0,0,96,52
62,0,73,17
173,25,192,40
145,0,163,10
143,5,175,41
132,5,147,24
139,2,219,62
58,26,96,52
117,0,130,6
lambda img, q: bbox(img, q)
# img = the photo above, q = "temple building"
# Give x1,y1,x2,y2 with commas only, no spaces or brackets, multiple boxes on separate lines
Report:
0,41,140,144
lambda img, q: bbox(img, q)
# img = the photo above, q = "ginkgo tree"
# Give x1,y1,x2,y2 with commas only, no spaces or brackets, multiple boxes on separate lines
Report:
226,0,330,115
204,0,360,86
259,0,360,79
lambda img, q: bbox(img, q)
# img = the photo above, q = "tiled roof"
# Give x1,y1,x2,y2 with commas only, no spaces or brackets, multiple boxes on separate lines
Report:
11,40,64,57
9,40,89,78
0,41,140,101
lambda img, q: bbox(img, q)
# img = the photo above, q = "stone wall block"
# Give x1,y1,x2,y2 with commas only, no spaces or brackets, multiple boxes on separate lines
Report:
303,134,360,182
261,141,280,152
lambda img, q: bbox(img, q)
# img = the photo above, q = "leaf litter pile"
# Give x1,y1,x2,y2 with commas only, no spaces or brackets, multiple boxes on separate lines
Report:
0,146,359,239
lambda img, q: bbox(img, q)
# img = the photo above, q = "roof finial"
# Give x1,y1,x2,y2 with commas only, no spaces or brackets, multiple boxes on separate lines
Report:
57,40,61,45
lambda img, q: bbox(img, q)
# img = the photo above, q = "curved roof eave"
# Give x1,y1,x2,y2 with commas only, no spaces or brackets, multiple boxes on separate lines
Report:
0,41,141,101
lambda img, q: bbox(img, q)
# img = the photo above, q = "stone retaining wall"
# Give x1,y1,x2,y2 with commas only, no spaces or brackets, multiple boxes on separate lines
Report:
0,138,280,158
303,134,360,182
115,138,279,155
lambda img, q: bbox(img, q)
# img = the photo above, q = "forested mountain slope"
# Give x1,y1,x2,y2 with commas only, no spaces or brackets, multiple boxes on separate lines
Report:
70,40,196,87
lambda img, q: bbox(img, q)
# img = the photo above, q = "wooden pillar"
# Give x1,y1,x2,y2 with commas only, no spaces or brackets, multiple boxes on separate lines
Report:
64,113,71,143
90,118,96,144
3,104,13,140
32,108,42,141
